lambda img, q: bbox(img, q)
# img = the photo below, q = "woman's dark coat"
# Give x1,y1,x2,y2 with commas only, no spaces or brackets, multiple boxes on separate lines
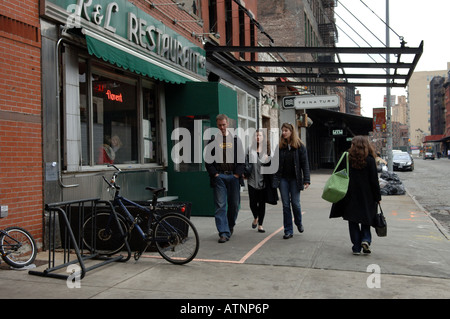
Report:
329,155,381,226
272,144,311,190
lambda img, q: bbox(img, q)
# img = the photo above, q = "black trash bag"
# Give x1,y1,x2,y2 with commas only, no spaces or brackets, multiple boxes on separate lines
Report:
380,171,402,184
380,185,390,195
393,183,406,195
379,171,406,195
382,183,406,195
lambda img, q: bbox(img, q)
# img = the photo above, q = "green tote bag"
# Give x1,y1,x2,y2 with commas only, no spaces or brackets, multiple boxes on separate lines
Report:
322,152,349,203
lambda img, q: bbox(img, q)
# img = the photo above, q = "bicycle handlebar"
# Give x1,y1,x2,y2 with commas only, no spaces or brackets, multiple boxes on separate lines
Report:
102,175,113,188
102,164,164,206
103,164,121,189
107,163,121,172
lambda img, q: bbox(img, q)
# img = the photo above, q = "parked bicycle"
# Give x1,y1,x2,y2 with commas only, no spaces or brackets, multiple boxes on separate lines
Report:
0,226,37,268
82,164,199,265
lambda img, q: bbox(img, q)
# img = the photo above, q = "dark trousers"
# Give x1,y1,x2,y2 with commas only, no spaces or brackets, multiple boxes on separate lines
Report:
248,185,266,225
348,221,372,253
213,174,240,238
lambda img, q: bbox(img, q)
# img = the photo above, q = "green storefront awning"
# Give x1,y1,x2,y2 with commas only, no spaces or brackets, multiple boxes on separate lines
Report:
84,30,198,84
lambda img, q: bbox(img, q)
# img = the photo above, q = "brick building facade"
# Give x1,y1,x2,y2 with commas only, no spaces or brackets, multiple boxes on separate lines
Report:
1,0,266,248
0,1,43,244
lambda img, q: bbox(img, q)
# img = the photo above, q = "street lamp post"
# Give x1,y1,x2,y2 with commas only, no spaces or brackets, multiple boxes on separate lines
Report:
386,0,393,171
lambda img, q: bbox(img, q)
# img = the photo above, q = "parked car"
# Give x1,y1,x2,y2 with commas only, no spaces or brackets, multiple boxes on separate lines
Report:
393,152,414,171
423,151,435,160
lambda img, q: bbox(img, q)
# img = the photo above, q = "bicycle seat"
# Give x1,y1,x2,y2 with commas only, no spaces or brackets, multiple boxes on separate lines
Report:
145,187,165,195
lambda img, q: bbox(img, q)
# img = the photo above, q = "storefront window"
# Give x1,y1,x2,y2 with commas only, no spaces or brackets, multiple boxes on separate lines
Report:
173,115,210,172
79,58,89,166
92,71,138,165
143,83,158,163
237,90,257,151
78,59,159,168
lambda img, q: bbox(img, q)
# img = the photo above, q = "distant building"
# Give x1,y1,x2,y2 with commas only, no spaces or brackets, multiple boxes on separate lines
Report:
444,72,450,138
392,95,408,125
392,95,409,149
430,76,446,136
441,72,450,155
407,62,450,147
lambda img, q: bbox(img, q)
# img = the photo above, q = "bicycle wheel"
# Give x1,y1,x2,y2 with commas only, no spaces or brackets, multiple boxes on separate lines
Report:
0,227,37,268
153,213,199,265
82,211,128,256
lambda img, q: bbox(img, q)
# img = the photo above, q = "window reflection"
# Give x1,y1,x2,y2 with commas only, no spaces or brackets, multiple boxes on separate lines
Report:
92,73,138,165
173,115,210,172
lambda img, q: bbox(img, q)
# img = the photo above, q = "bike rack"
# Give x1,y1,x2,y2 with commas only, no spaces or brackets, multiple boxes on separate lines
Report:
29,198,131,280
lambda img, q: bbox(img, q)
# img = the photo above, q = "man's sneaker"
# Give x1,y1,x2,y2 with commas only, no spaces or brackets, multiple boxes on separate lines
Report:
361,241,371,254
352,251,361,256
218,236,229,243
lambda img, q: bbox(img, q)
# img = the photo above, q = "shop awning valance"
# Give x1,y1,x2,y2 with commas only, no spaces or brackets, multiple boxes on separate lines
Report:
83,29,199,84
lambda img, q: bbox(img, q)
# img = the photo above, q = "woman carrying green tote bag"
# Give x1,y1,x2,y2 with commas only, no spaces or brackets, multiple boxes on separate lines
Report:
329,136,382,255
322,152,349,203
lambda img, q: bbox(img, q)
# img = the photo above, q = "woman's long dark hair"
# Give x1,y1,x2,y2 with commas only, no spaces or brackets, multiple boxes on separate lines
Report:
348,136,375,169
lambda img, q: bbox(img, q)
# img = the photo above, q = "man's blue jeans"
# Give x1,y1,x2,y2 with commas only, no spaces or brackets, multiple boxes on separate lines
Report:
213,174,240,238
348,221,371,253
279,177,302,235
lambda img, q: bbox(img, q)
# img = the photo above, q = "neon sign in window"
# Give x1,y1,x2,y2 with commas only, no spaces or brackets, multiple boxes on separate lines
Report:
106,90,123,102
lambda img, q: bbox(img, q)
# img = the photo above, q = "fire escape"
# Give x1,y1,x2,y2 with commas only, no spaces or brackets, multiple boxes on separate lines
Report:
318,0,339,96
318,0,338,46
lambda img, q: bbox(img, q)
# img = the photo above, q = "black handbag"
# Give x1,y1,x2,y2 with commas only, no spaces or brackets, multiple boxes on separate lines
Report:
374,203,387,237
244,153,253,178
263,174,278,205
264,185,279,205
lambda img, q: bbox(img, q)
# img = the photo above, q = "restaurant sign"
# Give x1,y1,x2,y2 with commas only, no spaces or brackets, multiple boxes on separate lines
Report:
42,0,206,79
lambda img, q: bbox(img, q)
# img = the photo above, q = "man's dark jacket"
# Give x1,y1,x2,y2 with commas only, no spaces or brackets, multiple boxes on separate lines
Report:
205,133,245,187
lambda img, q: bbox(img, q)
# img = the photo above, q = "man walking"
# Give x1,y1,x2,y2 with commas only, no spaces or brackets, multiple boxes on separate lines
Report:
205,114,245,243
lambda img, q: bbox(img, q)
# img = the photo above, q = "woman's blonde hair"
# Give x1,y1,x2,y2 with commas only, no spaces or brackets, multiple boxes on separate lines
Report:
279,122,303,149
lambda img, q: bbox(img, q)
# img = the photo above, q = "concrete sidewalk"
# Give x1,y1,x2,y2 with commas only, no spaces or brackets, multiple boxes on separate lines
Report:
1,172,450,299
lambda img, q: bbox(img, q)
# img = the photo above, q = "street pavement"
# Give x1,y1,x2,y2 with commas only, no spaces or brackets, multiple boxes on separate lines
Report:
1,171,450,300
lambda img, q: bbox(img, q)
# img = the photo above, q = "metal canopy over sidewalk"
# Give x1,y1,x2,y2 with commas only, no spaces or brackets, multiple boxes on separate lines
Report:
205,42,424,88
